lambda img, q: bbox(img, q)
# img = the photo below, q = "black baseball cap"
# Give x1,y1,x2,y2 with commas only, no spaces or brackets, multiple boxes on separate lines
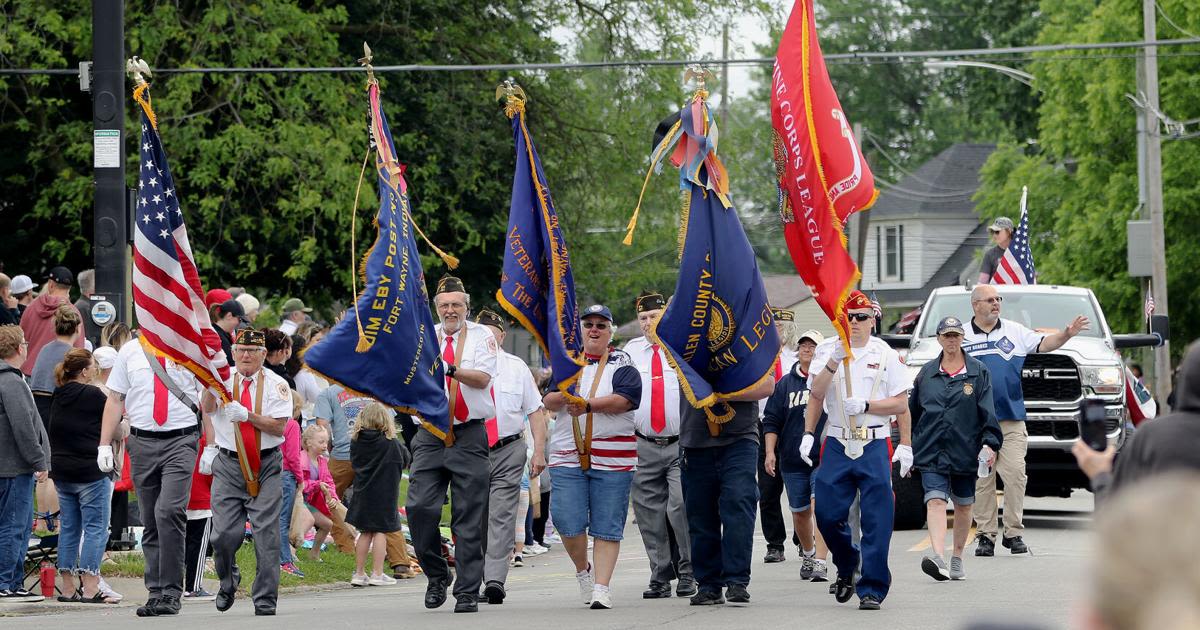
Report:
217,299,245,319
46,266,74,286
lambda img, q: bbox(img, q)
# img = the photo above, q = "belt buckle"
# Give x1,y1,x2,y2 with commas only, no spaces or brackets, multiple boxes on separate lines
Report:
654,437,670,446
849,426,869,440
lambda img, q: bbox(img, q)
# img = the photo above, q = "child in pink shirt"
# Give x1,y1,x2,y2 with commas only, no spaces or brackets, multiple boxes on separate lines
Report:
296,424,338,561
279,393,305,576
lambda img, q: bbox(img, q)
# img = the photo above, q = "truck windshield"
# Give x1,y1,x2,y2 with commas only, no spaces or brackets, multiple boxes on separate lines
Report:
919,292,1103,339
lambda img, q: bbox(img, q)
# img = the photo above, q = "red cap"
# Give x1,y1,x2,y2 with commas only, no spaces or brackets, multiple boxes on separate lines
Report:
846,290,872,311
205,288,233,308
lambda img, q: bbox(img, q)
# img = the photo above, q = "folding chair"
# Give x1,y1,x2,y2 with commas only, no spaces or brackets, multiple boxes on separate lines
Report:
23,512,61,595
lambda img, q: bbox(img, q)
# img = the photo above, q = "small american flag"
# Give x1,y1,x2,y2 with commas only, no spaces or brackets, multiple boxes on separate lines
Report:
869,291,883,320
131,84,231,402
992,186,1037,285
1145,292,1155,323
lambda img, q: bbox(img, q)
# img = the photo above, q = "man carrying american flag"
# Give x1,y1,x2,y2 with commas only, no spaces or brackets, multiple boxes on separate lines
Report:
96,69,234,618
980,187,1037,286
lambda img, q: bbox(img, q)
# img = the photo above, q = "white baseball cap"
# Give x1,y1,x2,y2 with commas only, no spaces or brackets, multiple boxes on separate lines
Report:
798,329,825,345
9,275,37,294
92,346,119,370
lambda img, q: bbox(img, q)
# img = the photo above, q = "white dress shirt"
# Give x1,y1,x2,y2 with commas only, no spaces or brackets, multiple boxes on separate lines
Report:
492,351,543,439
106,339,202,431
212,367,292,451
623,336,681,436
810,336,909,430
436,320,498,421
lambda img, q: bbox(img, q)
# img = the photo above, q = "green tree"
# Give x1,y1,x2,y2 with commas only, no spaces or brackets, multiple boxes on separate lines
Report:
973,0,1200,349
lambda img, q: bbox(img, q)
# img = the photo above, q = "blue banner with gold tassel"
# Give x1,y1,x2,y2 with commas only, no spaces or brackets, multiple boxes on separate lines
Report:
625,81,780,433
306,78,452,438
495,82,586,396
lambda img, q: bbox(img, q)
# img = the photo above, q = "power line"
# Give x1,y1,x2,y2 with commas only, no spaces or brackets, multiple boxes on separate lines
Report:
1,37,1198,76
1156,1,1200,40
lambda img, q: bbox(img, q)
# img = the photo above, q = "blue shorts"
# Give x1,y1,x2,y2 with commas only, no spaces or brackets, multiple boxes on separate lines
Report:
921,471,976,505
548,466,634,541
781,470,815,513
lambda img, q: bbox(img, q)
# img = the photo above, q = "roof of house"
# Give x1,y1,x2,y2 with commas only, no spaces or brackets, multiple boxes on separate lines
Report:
868,143,996,220
872,222,988,308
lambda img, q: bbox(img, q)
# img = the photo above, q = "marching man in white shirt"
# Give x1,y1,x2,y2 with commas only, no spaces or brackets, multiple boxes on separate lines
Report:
802,290,912,611
100,338,213,617
408,275,498,614
199,328,291,616
477,309,548,605
623,291,696,599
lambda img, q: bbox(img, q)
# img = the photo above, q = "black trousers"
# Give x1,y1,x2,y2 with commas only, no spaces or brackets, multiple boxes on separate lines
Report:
758,435,787,551
531,490,551,545
184,516,212,593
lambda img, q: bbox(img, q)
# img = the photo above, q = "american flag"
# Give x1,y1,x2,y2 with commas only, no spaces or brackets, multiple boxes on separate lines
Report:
1145,291,1155,323
131,85,232,402
869,291,883,320
992,187,1036,285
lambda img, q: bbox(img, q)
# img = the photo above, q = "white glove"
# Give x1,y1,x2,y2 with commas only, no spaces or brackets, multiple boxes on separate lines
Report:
893,444,914,477
830,343,849,363
198,445,218,475
799,432,815,467
223,403,249,423
96,445,115,473
843,397,868,415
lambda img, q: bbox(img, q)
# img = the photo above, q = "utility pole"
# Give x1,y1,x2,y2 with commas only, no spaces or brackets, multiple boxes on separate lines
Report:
1142,0,1172,405
851,122,869,269
91,0,129,325
719,23,730,124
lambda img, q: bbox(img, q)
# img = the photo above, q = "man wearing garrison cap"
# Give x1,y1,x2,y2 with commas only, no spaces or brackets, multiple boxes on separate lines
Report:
201,328,292,616
622,291,697,599
407,275,498,614
801,291,912,610
477,309,548,605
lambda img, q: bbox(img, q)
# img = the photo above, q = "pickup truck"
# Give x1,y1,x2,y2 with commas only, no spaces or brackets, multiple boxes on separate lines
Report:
884,284,1162,529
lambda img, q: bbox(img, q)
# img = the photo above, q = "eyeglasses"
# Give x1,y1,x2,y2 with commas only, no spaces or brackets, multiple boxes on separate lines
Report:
973,296,1004,305
582,321,610,330
233,347,265,355
847,313,873,322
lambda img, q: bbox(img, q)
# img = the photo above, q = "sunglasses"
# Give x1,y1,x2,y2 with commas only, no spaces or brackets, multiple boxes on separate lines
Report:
847,313,873,322
582,321,610,330
973,296,1004,305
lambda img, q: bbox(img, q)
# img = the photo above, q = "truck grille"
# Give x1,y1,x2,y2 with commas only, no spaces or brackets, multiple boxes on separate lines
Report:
1021,354,1081,402
1027,417,1120,439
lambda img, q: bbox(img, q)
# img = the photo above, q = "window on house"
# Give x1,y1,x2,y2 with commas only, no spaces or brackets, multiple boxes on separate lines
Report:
876,224,904,282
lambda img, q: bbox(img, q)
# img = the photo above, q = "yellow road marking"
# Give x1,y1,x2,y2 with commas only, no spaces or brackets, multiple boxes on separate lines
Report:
906,515,975,552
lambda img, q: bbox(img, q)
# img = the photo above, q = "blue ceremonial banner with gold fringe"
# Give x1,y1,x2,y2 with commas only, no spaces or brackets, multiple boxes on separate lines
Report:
495,85,585,396
628,89,780,429
306,81,450,438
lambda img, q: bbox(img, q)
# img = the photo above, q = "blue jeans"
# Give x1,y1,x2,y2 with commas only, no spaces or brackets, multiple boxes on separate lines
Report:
782,470,815,513
279,470,297,565
681,439,758,591
57,478,114,575
548,466,634,541
0,474,36,590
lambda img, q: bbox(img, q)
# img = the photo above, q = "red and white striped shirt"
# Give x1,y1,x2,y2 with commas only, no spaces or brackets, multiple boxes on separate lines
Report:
548,349,641,472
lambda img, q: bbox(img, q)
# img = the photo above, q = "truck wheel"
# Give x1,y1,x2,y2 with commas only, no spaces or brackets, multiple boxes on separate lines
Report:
893,463,926,530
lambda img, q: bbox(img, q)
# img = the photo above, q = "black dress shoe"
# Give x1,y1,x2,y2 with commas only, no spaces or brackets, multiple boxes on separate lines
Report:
763,547,786,563
216,567,241,612
859,595,881,610
136,597,162,617
675,577,698,597
642,581,671,599
833,574,856,603
454,594,479,613
689,589,725,606
1002,535,1029,554
152,594,181,615
483,581,505,605
424,579,449,609
254,606,277,616
974,534,995,557
725,584,750,605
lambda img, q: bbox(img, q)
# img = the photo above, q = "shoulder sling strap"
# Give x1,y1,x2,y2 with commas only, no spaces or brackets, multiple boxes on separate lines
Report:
571,352,609,471
141,347,200,417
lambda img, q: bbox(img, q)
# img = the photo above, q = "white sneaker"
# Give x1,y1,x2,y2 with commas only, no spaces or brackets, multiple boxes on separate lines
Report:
351,572,369,587
545,533,562,545
369,573,397,586
525,544,549,556
98,578,123,602
589,587,612,609
576,565,594,604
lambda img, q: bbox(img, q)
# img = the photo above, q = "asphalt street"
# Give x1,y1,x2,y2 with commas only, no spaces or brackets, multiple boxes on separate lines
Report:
3,492,1095,629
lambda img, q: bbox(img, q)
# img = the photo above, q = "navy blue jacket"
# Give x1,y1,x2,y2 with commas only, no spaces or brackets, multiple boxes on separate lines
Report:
910,353,1003,475
762,363,826,473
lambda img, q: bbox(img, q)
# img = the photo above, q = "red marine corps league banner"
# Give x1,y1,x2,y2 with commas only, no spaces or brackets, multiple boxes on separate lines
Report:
771,0,878,346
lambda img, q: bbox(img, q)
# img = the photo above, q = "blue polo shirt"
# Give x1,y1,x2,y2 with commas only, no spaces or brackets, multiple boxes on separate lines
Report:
962,318,1043,421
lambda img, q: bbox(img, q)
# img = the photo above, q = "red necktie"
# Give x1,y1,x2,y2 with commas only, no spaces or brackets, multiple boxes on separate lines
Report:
485,388,499,447
774,356,783,382
239,380,261,474
650,344,666,434
443,335,469,422
152,358,169,425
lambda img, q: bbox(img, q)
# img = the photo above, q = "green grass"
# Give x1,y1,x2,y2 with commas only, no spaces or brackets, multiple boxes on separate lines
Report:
103,543,361,591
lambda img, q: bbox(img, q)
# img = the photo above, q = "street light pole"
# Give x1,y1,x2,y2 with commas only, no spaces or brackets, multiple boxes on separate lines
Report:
1142,0,1172,405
